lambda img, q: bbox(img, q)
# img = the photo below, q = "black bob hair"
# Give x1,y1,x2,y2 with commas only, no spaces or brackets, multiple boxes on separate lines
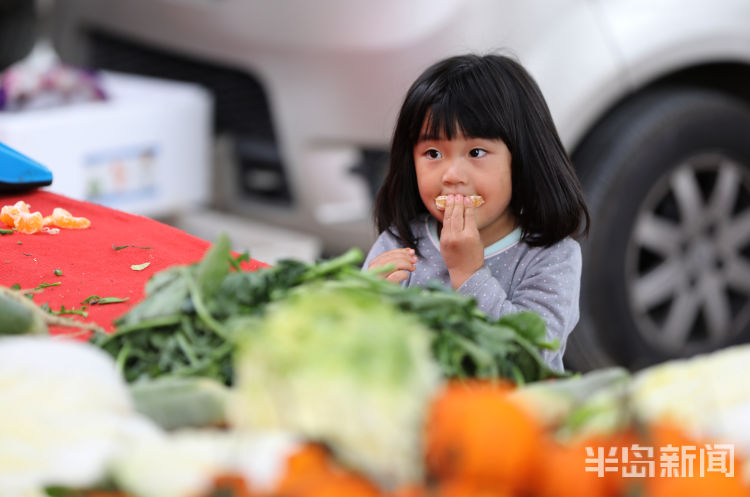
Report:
374,53,590,250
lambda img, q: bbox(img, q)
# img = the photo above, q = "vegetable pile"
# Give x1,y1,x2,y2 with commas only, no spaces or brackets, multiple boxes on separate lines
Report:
5,235,748,496
3,335,749,497
91,233,563,386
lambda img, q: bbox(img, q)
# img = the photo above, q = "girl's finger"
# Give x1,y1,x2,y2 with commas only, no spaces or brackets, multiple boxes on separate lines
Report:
463,195,478,233
450,194,465,232
442,195,454,232
386,270,411,283
368,248,415,268
368,249,417,279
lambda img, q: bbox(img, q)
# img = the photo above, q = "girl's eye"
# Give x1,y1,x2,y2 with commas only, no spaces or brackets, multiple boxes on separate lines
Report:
425,149,442,159
469,148,487,158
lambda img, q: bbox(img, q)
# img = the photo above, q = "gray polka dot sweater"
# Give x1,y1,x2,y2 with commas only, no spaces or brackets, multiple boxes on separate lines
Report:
363,214,582,372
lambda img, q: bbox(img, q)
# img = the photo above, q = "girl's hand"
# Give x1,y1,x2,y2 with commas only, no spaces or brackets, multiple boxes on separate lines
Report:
440,194,484,289
367,247,418,283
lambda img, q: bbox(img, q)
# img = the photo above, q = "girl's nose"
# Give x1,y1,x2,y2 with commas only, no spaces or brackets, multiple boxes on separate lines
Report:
442,159,468,184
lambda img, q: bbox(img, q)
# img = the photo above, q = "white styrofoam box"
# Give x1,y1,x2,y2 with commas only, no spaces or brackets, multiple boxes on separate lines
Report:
0,71,212,217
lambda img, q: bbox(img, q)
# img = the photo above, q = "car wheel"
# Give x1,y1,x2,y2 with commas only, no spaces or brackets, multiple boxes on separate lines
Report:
566,87,750,371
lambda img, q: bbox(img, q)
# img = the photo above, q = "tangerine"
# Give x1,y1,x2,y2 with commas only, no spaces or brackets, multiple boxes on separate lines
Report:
50,207,91,229
424,380,540,494
1,200,30,227
14,211,44,234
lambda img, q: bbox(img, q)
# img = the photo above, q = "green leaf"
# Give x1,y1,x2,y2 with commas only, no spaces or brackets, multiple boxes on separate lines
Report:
114,244,153,250
53,269,63,276
195,233,231,300
53,305,88,317
498,312,548,344
87,296,130,305
34,282,61,290
229,251,250,271
131,262,151,271
0,228,13,235
115,267,189,326
90,297,130,305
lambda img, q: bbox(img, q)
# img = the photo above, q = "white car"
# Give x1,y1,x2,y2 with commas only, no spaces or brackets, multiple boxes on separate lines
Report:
51,0,750,371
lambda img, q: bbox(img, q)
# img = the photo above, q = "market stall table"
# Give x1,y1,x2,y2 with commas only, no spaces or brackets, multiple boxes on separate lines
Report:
0,189,268,337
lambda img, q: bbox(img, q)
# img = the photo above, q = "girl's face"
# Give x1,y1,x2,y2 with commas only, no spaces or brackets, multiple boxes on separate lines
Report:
413,130,516,246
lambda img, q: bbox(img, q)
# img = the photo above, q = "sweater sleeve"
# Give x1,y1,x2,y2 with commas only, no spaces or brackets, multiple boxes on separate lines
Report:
456,239,582,372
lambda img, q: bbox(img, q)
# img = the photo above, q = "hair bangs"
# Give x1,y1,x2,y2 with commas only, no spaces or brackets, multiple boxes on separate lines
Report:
417,80,511,144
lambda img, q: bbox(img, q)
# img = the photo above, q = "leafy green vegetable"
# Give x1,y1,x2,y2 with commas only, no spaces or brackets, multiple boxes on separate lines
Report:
130,376,230,430
54,269,63,276
0,228,13,235
92,233,564,386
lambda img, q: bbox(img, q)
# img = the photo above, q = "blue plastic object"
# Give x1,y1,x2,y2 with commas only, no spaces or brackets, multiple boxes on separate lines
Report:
0,142,53,192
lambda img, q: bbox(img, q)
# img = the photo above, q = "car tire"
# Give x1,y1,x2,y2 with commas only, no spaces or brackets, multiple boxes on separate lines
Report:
565,87,750,371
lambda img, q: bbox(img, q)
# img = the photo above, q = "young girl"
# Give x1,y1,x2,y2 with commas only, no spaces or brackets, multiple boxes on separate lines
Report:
364,54,590,372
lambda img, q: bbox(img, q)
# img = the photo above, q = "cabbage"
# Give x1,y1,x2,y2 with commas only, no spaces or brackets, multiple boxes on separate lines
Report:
0,336,159,496
111,429,300,497
228,284,442,489
630,344,750,451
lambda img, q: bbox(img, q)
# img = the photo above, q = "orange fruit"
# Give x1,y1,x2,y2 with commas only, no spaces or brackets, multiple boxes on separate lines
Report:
207,472,258,497
641,421,750,497
1,200,30,227
50,207,91,229
296,470,382,497
644,466,749,497
14,211,44,234
387,484,427,497
424,380,540,493
274,443,382,497
275,443,333,494
431,479,513,497
531,433,638,497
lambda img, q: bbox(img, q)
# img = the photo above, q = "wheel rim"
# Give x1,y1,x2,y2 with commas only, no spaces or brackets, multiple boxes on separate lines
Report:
626,152,750,354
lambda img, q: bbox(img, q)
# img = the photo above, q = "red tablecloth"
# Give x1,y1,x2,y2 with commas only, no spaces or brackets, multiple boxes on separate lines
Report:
1,189,268,337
